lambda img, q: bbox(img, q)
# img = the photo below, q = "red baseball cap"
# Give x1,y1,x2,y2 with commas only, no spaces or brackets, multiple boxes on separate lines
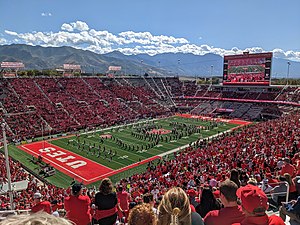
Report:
213,190,220,199
187,189,197,197
266,173,272,178
236,185,268,213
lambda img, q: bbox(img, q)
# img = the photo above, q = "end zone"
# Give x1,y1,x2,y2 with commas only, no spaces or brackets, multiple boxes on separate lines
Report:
17,141,161,185
18,141,114,185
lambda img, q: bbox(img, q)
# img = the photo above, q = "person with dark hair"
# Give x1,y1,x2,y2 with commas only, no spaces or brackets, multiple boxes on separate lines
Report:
94,178,123,225
239,171,249,186
117,185,130,221
64,183,92,225
230,169,241,188
195,187,221,218
204,180,245,225
233,184,285,225
143,193,157,215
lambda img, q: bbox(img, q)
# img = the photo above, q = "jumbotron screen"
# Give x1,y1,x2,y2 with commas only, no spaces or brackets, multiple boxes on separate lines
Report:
223,52,272,86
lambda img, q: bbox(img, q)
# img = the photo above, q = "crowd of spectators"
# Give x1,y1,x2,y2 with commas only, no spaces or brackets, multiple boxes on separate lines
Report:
1,77,300,141
0,78,171,141
0,111,299,224
1,77,300,224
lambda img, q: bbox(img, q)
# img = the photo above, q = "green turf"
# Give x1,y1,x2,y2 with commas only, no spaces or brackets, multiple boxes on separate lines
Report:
50,116,237,170
6,116,238,188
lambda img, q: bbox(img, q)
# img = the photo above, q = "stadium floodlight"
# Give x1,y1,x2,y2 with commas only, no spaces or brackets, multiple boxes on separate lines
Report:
42,123,45,151
1,122,14,209
210,65,214,85
287,62,291,85
140,60,143,76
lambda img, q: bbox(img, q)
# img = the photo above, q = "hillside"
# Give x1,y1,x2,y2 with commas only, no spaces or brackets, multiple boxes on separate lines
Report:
0,44,299,77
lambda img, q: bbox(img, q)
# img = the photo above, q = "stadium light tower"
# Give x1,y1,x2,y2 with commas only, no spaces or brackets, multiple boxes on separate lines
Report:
1,122,14,210
158,61,161,76
210,65,214,85
140,60,144,76
177,59,180,77
41,123,45,151
287,61,291,85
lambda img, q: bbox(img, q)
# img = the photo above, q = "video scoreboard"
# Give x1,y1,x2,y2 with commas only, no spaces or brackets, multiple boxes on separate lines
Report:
223,52,272,86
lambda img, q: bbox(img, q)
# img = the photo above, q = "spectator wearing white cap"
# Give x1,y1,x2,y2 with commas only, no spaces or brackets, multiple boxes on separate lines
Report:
31,192,52,214
259,178,273,195
280,157,296,177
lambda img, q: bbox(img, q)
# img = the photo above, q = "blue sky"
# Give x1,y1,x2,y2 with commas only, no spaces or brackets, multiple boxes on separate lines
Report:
0,0,299,61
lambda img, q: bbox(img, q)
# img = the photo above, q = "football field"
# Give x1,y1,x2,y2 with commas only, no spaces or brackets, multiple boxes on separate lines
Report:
16,114,250,186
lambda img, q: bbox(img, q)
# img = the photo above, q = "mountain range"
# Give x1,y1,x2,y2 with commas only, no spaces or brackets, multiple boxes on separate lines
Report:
0,44,299,78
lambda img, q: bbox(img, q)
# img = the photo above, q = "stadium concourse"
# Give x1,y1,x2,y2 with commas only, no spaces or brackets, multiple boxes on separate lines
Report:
0,76,300,224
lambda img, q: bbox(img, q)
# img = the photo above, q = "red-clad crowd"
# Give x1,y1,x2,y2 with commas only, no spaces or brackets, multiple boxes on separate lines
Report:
0,112,299,225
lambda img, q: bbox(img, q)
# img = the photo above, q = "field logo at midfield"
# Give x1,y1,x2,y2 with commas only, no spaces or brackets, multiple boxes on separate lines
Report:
100,134,112,139
148,129,171,135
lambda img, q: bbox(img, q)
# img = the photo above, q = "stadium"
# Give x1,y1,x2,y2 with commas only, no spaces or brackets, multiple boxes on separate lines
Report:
0,48,300,225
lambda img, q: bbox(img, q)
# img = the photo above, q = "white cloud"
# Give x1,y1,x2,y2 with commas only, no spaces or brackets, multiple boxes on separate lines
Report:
71,21,89,31
5,30,18,36
119,31,189,45
0,37,7,44
41,12,52,17
3,20,300,61
61,23,73,32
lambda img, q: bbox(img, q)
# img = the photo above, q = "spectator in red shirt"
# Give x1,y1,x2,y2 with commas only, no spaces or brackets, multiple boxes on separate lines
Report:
204,179,245,225
31,192,52,214
117,186,130,220
64,183,92,225
233,184,285,225
280,158,296,177
266,173,279,188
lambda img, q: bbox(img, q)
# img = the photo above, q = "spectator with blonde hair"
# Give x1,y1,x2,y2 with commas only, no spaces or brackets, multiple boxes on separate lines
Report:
157,187,203,225
0,211,72,225
128,203,157,225
284,173,297,200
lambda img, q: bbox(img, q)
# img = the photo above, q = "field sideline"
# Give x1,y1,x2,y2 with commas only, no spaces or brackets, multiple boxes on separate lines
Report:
12,114,250,187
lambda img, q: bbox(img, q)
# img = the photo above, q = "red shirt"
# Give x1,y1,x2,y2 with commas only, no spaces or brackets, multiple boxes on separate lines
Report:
31,201,52,214
52,203,63,212
65,195,91,225
233,214,285,225
281,163,296,177
204,206,245,225
117,191,130,210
